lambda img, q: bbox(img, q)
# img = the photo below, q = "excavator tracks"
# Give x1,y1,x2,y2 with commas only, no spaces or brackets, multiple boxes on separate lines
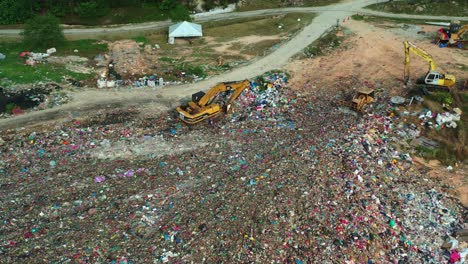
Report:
418,84,451,94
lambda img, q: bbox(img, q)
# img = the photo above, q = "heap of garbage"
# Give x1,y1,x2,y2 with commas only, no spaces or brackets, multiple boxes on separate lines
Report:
0,72,466,263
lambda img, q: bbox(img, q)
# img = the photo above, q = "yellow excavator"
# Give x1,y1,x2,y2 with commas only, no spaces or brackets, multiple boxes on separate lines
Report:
177,80,250,124
403,41,456,91
438,20,467,48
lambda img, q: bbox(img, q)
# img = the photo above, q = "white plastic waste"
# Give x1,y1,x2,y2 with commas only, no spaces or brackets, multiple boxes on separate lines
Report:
459,248,468,264
30,52,49,61
106,80,115,88
97,79,106,89
46,48,57,55
436,112,460,128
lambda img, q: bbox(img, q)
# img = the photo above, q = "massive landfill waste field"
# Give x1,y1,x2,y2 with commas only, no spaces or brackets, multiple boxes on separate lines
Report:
1,8,468,264
1,71,467,263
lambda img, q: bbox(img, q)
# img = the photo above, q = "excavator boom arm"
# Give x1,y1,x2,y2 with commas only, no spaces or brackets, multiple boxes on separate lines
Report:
197,83,229,107
404,41,437,71
196,80,250,107
455,25,468,40
403,41,437,84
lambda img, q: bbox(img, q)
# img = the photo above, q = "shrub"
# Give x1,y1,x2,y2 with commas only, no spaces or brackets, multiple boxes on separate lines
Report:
160,0,177,11
429,91,453,105
75,0,109,18
0,0,34,25
22,14,66,49
169,4,192,22
5,103,17,114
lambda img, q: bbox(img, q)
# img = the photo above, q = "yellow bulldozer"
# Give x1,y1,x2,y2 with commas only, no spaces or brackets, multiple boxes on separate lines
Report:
403,41,456,91
337,88,375,113
176,80,250,124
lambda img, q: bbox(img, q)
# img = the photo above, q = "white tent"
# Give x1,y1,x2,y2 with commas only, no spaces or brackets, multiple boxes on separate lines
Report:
168,21,203,44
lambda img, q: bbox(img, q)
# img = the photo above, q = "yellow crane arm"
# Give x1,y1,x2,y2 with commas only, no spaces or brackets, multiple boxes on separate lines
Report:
196,80,250,107
403,41,437,84
197,83,230,107
456,25,468,39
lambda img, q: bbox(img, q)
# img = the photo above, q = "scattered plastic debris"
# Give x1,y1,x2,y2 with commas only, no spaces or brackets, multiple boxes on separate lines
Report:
0,72,465,263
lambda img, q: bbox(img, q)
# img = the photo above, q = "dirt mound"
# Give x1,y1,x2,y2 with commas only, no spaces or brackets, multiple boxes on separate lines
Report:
109,40,148,77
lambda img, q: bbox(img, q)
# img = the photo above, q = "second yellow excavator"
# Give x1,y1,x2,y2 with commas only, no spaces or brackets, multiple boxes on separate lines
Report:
438,20,467,48
177,80,250,124
403,41,456,91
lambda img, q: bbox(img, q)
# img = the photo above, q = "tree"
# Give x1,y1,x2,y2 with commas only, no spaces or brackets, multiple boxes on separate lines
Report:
169,4,192,22
75,0,109,18
0,0,35,25
22,15,66,49
160,0,177,11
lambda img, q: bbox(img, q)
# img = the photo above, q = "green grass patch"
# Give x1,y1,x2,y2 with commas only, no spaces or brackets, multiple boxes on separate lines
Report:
54,39,108,57
5,103,18,114
416,145,457,165
462,93,468,103
415,145,439,158
0,59,92,85
300,28,345,58
351,14,365,21
365,0,468,17
0,40,105,85
132,36,149,45
160,57,176,63
351,14,448,25
237,0,340,11
204,13,316,42
427,91,454,105
175,63,207,79
455,63,468,71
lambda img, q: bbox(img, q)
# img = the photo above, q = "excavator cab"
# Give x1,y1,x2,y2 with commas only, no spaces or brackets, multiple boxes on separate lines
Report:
425,71,443,86
450,20,461,34
423,71,455,89
192,91,205,102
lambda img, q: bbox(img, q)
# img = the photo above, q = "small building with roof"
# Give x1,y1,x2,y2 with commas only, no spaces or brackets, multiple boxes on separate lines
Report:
168,21,203,44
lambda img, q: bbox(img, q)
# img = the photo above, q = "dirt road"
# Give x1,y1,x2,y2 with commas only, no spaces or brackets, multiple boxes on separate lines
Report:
0,0,465,129
0,0,466,37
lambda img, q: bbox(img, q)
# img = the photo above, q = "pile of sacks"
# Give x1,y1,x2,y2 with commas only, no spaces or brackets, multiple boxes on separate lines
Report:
435,112,461,128
22,48,56,66
418,109,461,129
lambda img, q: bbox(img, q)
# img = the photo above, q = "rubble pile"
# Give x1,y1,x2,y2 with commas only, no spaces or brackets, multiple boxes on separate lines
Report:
48,56,93,75
0,73,466,263
109,40,149,78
